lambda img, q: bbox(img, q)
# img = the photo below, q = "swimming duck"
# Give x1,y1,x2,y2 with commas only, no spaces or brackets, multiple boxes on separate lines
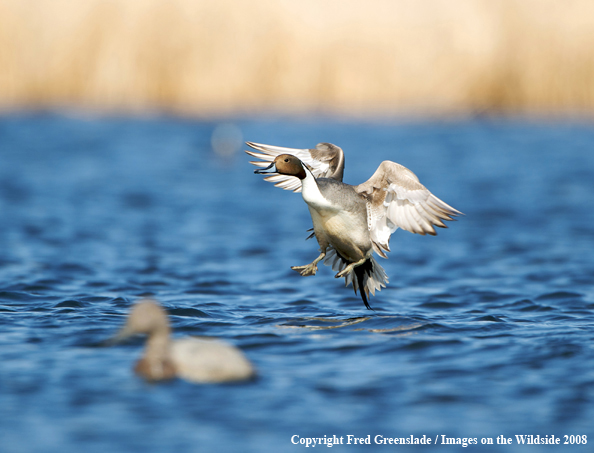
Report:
246,141,461,310
111,299,256,383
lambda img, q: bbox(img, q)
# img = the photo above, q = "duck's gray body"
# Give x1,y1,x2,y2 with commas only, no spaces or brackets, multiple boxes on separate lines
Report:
305,177,371,263
295,162,388,310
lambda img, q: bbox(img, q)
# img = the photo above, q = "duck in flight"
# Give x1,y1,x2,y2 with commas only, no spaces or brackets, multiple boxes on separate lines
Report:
246,141,461,310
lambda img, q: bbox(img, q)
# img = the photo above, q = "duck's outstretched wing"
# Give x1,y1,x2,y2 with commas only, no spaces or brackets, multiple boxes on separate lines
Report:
355,161,462,257
246,141,345,192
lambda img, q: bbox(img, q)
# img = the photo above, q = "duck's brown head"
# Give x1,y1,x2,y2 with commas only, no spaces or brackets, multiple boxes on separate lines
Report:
254,154,307,179
114,299,171,340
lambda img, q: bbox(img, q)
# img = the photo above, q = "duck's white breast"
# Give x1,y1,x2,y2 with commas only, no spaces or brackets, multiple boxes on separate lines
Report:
300,171,336,211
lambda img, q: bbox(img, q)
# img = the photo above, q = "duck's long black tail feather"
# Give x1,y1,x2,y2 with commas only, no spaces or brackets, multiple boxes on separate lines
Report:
323,247,388,310
354,261,373,310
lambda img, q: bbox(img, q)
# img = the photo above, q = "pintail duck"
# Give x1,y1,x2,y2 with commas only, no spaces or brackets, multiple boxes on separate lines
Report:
111,299,256,383
247,141,462,310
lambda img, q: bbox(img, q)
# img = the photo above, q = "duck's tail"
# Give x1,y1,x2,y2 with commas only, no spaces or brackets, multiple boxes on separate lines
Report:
324,248,388,310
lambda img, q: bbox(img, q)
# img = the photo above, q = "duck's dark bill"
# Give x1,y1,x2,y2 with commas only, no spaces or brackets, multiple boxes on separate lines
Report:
254,162,277,174
103,326,135,346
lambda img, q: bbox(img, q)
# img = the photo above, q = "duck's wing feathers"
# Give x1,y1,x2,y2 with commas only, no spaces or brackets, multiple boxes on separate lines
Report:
355,161,462,257
246,141,345,193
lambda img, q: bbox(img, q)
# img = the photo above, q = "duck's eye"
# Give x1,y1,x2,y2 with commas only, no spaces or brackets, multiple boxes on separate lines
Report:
284,159,289,162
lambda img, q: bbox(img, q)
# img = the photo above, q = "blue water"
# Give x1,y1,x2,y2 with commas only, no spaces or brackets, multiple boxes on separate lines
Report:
0,112,593,452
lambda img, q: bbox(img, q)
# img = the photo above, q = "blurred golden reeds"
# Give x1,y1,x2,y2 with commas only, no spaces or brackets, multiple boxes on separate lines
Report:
0,0,593,116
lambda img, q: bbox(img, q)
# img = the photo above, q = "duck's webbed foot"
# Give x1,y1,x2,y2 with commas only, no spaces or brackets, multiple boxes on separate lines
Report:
335,257,367,278
291,252,326,277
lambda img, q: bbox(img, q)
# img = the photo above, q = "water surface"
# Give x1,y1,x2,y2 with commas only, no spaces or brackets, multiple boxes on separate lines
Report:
0,113,593,452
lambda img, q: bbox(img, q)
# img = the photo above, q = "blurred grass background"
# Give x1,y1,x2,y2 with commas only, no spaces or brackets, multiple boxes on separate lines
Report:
1,0,593,116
